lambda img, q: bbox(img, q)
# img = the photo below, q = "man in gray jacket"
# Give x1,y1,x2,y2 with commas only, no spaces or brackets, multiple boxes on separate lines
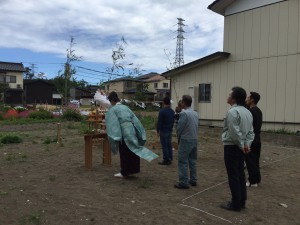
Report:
221,87,254,211
175,95,199,189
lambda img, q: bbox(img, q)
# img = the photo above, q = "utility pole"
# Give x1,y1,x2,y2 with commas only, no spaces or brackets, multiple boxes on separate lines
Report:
174,18,185,68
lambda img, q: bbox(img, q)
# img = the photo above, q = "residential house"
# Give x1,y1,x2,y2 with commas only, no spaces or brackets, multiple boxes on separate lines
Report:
0,61,25,104
104,76,134,99
139,73,170,101
24,79,55,104
87,85,101,94
70,86,94,105
163,0,300,132
103,73,171,102
103,76,156,101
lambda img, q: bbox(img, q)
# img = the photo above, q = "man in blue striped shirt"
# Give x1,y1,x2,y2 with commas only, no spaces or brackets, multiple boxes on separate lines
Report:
220,87,254,211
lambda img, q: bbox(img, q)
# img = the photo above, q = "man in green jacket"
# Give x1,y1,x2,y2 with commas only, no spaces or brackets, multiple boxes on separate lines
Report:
220,87,254,211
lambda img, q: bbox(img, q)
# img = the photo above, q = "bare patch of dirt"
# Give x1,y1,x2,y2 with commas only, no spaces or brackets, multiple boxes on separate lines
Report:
0,122,299,225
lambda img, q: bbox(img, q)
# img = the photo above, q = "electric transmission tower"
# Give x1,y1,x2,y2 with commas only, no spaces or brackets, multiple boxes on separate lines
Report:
174,18,185,68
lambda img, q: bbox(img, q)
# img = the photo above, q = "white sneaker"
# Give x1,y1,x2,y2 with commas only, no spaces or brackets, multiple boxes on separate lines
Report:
246,181,258,187
114,173,124,178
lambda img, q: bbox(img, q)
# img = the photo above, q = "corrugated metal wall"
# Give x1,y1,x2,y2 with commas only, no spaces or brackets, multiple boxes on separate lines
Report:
171,0,300,131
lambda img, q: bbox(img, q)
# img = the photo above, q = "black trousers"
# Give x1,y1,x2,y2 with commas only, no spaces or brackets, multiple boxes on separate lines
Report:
245,143,261,184
224,145,247,209
119,140,140,176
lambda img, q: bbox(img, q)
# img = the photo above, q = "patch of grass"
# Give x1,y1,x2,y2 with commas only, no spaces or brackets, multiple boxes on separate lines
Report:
62,108,83,121
43,137,57,144
1,134,22,144
0,117,60,125
49,175,56,182
66,123,79,129
138,116,157,130
78,121,93,133
5,153,17,161
43,138,51,144
265,128,295,135
20,153,28,160
138,178,153,189
5,152,27,162
19,213,41,225
0,191,8,196
31,140,38,144
29,109,53,119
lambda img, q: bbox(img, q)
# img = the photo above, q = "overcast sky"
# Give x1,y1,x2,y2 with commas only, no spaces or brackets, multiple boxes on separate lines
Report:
0,0,224,84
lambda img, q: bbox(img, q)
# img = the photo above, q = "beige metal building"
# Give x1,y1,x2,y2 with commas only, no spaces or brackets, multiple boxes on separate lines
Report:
163,0,300,132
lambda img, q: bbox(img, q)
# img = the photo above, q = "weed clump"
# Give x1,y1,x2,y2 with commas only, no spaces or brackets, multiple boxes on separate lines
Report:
29,109,53,119
1,134,22,144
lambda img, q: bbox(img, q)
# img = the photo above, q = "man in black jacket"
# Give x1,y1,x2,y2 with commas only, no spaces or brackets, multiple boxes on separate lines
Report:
245,92,263,187
157,97,175,165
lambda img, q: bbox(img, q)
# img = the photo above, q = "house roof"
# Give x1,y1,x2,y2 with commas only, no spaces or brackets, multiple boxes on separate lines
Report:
162,51,230,78
0,61,25,72
143,75,165,82
208,0,235,15
71,86,93,93
136,72,160,80
24,79,54,86
103,76,136,84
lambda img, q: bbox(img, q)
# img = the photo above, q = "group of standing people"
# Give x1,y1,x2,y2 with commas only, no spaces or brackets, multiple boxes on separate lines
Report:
104,87,262,212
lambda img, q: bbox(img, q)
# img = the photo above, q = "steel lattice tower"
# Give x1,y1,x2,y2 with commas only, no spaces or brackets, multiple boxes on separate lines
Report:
174,18,185,68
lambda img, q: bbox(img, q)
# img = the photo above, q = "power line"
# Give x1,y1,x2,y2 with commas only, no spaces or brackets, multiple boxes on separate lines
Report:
75,73,103,80
23,62,65,65
76,70,104,77
77,66,128,77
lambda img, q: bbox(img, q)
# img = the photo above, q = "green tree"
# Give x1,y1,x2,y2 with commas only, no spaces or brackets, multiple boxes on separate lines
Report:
106,36,144,81
23,67,34,79
49,73,65,97
72,78,88,88
135,82,149,101
50,73,87,99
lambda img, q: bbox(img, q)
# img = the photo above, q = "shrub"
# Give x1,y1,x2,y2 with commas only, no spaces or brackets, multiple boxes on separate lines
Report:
19,110,32,118
138,115,157,130
62,107,83,121
4,109,18,120
1,134,22,144
18,110,32,118
29,109,53,119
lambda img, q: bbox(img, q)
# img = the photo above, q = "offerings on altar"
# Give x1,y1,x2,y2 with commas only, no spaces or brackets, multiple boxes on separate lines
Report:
88,90,108,132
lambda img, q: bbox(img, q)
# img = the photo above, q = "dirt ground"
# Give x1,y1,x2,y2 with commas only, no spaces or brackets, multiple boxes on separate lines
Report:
0,122,299,225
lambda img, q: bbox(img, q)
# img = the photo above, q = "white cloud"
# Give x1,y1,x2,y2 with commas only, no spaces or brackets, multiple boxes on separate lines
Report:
0,0,224,73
